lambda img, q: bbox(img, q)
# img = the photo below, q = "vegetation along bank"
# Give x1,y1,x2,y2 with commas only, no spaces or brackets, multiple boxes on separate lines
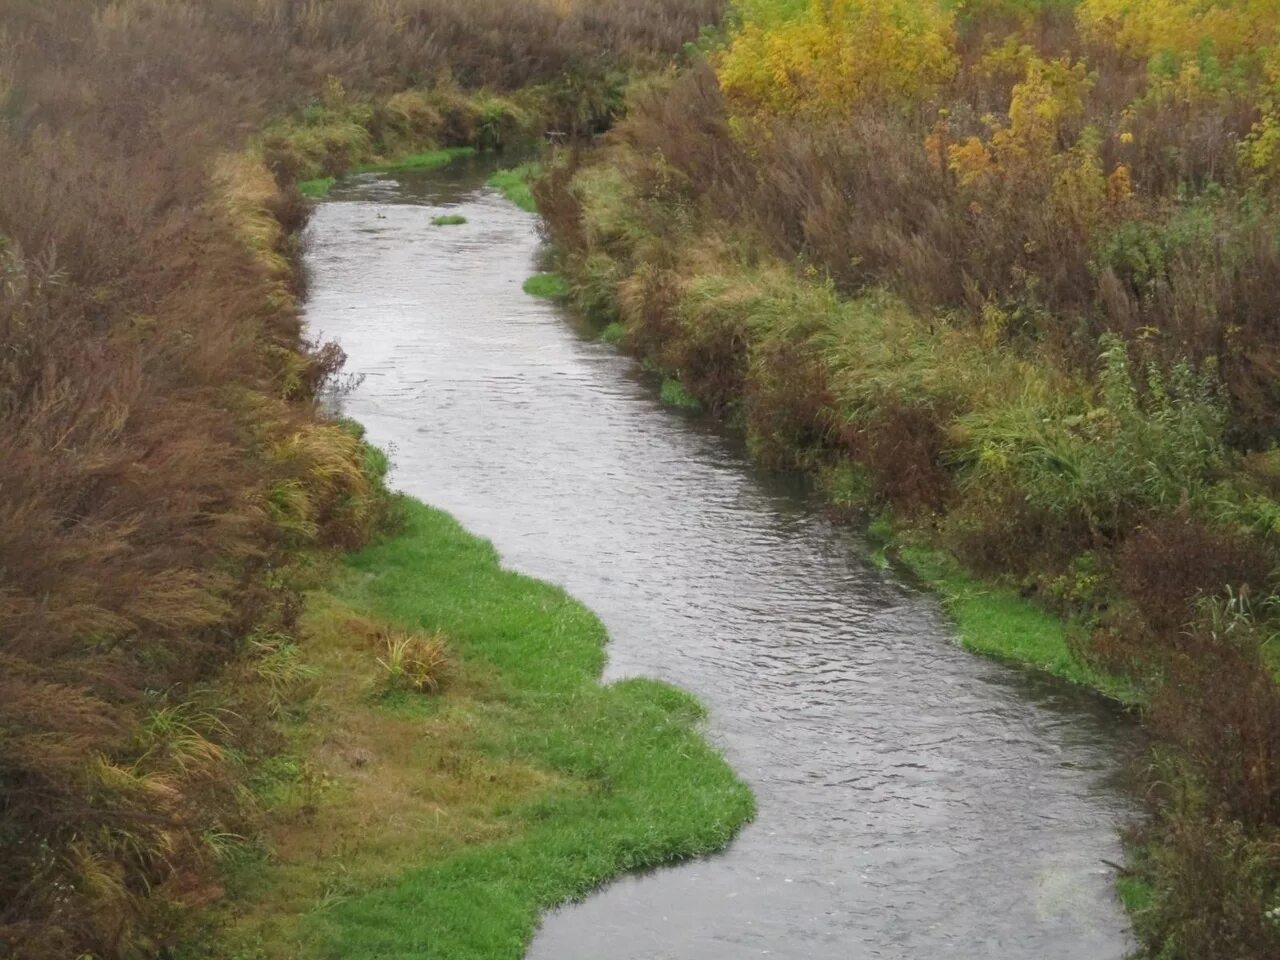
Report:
0,1,731,957
532,1,1280,956
6,0,1280,957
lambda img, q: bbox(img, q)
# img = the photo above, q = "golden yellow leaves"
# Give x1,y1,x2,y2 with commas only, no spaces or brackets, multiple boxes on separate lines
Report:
717,0,957,116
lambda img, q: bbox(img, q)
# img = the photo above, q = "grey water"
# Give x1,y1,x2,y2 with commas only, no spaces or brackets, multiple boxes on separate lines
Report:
305,158,1139,960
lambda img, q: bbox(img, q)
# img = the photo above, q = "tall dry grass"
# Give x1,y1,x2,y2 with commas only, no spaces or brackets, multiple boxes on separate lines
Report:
0,0,722,956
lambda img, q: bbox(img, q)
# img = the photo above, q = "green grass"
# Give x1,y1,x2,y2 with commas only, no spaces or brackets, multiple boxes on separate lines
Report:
432,214,468,226
299,176,335,198
522,272,568,299
355,146,477,174
299,148,477,200
659,378,702,412
488,163,542,212
897,543,1141,704
222,497,753,959
600,321,626,345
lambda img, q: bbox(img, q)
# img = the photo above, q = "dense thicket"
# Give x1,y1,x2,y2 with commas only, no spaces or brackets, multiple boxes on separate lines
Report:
0,2,721,956
536,1,1280,955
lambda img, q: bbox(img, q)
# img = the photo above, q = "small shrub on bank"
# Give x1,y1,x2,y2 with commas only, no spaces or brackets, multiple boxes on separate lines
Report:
956,337,1229,542
1118,515,1275,634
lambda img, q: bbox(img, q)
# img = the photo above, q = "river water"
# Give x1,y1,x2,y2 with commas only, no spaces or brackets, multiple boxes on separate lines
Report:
306,159,1139,960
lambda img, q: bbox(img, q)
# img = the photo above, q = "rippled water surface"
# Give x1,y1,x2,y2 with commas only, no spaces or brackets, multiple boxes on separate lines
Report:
306,160,1139,960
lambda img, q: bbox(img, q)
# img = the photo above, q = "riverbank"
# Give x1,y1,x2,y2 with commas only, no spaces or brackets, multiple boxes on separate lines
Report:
208,495,751,958
0,2,728,954
530,50,1280,954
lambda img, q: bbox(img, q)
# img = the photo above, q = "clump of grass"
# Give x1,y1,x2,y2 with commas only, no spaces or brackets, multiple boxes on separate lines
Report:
432,214,468,226
659,377,701,411
250,632,320,718
299,176,336,198
488,163,542,212
522,272,568,299
600,321,626,344
356,146,477,175
376,630,451,694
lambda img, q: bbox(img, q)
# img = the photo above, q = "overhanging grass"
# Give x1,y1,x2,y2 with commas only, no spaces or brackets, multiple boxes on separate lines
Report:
299,176,335,198
896,543,1141,705
488,163,542,212
522,272,568,299
218,496,752,959
659,377,702,412
298,149,477,200
355,146,477,174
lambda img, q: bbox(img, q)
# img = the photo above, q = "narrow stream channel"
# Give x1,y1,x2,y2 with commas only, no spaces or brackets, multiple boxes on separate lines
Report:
306,159,1139,960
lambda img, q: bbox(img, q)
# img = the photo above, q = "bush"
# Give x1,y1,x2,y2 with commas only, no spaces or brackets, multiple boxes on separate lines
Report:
956,337,1228,541
1118,514,1274,633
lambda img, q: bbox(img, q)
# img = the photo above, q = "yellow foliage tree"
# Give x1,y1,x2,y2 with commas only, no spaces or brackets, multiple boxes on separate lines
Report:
717,0,958,116
944,57,1116,230
1078,0,1280,63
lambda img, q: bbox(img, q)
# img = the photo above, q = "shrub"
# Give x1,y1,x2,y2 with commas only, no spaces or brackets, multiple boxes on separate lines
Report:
1117,514,1274,633
718,0,958,115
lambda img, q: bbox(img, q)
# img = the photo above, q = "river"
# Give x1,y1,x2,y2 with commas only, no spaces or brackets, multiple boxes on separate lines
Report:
304,157,1138,960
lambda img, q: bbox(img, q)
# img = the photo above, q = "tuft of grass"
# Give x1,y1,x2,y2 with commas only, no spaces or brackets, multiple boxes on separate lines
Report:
299,176,336,198
355,146,477,175
600,321,626,345
522,272,568,299
213,497,753,958
659,377,702,412
488,163,542,212
376,630,452,694
432,214,468,226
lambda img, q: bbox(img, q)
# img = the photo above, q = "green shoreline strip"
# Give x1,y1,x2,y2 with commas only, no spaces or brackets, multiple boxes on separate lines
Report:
894,543,1140,704
300,147,479,199
488,163,541,212
522,272,568,299
303,498,753,958
355,146,477,175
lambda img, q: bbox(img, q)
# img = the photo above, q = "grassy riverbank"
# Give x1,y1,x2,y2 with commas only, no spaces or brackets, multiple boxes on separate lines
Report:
216,498,752,959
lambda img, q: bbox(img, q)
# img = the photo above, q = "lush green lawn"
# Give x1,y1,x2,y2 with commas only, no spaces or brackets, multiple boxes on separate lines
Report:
222,497,752,959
